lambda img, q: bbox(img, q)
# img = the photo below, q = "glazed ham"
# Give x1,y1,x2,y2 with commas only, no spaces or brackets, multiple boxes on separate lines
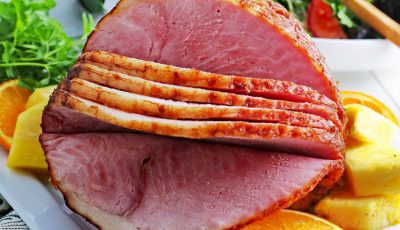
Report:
42,52,345,228
42,132,342,230
41,0,347,229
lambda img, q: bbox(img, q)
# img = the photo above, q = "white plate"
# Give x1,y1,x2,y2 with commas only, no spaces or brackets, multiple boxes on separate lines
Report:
314,38,400,72
0,148,94,230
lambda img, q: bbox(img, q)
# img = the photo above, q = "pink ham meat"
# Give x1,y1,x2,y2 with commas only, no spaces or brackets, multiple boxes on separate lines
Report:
51,90,344,159
83,0,344,117
70,62,342,129
77,51,340,115
42,132,342,230
66,78,338,131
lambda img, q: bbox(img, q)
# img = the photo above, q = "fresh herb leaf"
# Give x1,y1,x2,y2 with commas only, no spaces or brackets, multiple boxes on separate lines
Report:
0,0,94,91
336,6,354,28
325,0,355,28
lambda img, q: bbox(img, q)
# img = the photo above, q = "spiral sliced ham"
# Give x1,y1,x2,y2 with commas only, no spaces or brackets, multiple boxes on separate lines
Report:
41,0,347,228
42,132,342,230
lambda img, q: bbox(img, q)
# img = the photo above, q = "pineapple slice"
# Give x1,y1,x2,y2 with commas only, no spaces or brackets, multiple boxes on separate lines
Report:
7,86,55,171
25,85,56,109
346,145,400,196
7,101,48,171
315,186,400,230
345,104,398,146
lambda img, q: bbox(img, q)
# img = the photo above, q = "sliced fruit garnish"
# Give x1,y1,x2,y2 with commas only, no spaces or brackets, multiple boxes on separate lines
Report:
307,0,348,38
25,85,57,109
8,101,48,171
345,104,398,145
315,185,400,230
0,79,31,151
341,91,399,126
7,85,56,171
242,209,341,230
346,144,400,196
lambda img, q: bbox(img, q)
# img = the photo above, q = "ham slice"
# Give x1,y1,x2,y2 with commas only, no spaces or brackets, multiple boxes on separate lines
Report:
78,51,340,114
70,62,342,129
51,89,343,159
42,132,342,230
66,78,338,131
83,0,343,116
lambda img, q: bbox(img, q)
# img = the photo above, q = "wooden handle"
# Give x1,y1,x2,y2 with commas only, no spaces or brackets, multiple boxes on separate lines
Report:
344,0,400,47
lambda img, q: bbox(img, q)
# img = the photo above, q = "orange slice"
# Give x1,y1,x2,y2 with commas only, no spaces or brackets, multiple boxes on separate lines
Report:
0,80,31,151
341,91,399,126
242,209,342,230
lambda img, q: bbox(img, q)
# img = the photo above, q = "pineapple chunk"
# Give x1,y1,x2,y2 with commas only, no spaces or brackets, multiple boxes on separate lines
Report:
345,104,398,146
7,101,48,171
346,145,400,196
7,85,55,171
315,186,400,230
25,85,56,109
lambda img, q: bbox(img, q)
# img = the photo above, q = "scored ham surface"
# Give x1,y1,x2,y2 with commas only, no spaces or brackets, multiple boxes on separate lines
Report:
51,89,343,159
83,0,344,117
66,78,338,131
42,132,342,230
70,62,342,128
77,51,340,115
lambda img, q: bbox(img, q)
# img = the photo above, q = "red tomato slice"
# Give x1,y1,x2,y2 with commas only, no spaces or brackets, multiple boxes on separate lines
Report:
307,0,348,38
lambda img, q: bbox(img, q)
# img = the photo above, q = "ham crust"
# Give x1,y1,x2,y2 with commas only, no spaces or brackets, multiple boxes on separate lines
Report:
235,0,342,111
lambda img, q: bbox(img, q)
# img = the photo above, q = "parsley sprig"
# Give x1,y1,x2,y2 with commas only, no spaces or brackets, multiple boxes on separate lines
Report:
0,0,94,91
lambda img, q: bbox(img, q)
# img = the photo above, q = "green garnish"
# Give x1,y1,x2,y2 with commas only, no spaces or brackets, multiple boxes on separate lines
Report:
326,0,355,28
0,0,94,91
